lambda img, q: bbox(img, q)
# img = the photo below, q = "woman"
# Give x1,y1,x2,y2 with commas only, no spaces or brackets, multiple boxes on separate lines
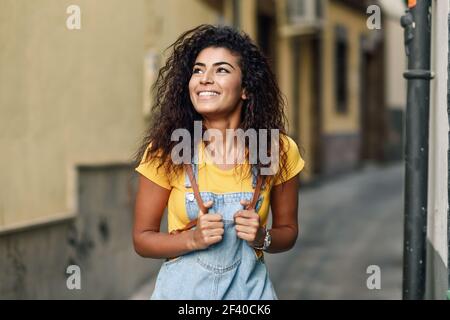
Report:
133,24,304,300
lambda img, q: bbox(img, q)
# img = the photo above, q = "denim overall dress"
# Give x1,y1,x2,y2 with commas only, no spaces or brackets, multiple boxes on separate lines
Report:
150,161,278,300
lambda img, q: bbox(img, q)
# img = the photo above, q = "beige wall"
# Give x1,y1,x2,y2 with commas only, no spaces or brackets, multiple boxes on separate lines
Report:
144,0,222,54
385,16,407,110
379,0,407,110
239,0,258,40
298,39,314,181
322,1,369,134
0,0,221,232
276,37,294,135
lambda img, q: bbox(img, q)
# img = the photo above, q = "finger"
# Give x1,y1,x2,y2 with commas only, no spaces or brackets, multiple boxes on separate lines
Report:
236,232,253,242
234,211,259,220
235,217,259,227
204,221,224,229
204,200,214,208
202,213,223,222
240,199,251,208
207,235,223,245
198,200,213,217
200,228,218,239
234,210,258,220
207,228,225,237
198,214,222,228
235,225,257,234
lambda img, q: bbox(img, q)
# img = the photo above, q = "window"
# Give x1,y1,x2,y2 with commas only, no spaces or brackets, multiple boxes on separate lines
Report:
285,0,323,25
232,0,240,29
276,0,324,36
335,25,348,114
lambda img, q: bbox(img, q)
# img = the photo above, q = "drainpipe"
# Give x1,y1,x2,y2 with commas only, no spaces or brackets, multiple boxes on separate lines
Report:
448,12,450,302
400,0,433,300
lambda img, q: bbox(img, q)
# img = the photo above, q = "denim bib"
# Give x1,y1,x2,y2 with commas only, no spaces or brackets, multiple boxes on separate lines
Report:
150,161,278,300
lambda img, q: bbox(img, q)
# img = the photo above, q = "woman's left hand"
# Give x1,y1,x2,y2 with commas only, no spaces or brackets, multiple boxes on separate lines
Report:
234,199,265,247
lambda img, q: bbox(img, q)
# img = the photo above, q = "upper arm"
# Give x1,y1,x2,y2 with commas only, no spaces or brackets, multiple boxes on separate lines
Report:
133,174,171,237
270,174,299,230
273,135,305,186
269,135,303,230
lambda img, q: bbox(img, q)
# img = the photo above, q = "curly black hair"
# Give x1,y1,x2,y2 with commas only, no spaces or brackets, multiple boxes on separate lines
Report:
134,24,289,184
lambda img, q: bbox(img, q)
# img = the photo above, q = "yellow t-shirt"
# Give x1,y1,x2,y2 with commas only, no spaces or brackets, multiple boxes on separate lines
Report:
135,135,305,233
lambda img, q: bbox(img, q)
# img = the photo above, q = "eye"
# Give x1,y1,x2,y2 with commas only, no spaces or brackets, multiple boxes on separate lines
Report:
217,67,229,73
192,68,203,74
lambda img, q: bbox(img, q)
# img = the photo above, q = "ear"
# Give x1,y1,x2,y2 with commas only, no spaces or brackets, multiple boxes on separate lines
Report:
241,88,248,100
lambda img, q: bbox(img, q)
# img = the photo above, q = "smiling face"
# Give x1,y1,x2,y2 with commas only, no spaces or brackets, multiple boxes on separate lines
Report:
189,47,247,118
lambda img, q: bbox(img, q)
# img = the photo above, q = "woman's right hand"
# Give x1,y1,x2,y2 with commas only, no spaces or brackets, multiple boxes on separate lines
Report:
189,200,224,251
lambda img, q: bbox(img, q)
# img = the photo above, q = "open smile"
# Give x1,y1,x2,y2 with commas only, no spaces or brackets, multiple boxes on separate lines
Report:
197,90,221,99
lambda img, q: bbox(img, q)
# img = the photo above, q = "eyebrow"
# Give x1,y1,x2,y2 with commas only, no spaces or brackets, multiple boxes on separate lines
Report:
193,62,235,70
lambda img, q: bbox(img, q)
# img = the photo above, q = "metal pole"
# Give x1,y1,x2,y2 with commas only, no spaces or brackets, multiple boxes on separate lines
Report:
401,0,433,300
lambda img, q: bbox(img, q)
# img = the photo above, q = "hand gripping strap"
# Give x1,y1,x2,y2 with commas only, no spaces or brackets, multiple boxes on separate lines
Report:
170,165,264,235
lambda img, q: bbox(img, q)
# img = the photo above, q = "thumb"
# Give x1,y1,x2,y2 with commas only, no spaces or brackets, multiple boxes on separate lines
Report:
199,200,213,216
240,199,250,208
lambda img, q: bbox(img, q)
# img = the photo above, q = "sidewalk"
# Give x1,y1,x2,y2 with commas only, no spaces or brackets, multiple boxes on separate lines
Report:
129,277,156,300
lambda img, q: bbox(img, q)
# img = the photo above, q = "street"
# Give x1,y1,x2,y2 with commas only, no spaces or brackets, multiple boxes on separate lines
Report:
265,162,404,299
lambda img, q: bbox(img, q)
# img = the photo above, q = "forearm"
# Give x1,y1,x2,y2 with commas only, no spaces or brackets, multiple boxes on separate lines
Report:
134,230,196,259
263,225,298,254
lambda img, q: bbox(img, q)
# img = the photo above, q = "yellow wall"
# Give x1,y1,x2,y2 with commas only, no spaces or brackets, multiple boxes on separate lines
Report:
276,36,294,135
322,1,369,134
144,0,221,54
240,0,258,40
298,39,314,181
0,0,221,232
222,0,257,39
385,17,407,110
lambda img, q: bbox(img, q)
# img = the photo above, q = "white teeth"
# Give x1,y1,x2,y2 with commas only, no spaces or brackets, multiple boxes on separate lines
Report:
199,91,219,96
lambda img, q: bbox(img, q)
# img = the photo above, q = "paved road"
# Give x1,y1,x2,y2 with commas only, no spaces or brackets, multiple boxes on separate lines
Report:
131,163,404,300
265,163,404,299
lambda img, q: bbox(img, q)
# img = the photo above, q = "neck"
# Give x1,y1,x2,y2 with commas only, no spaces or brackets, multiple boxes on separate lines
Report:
202,104,243,165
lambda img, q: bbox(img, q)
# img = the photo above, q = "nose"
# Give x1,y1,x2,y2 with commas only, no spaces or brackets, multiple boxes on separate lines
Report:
200,69,214,84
